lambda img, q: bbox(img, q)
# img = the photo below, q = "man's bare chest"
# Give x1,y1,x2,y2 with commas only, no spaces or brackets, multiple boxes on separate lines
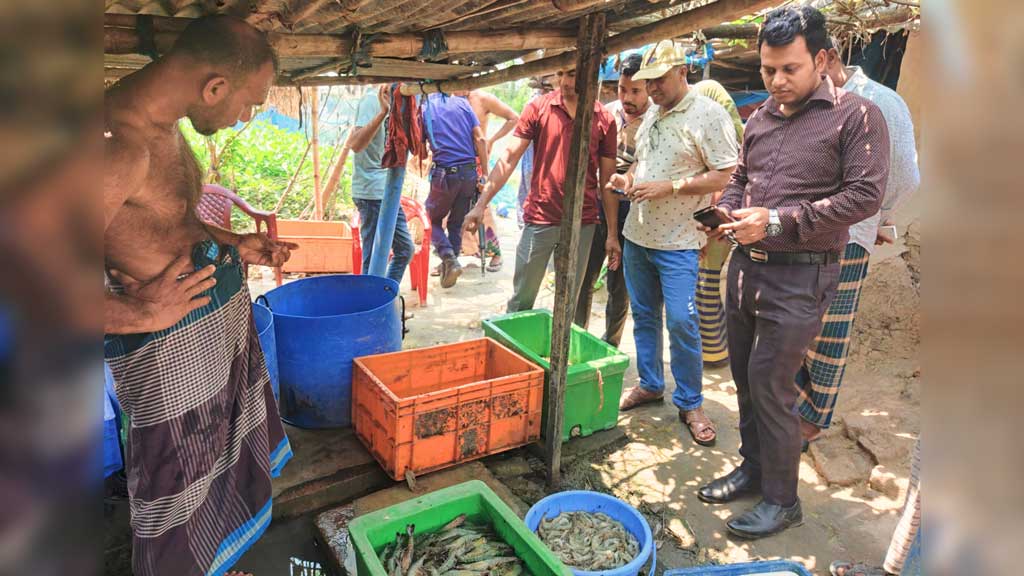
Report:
132,132,204,220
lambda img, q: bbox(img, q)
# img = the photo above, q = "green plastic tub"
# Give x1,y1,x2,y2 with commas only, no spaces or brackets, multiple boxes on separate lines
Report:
482,310,630,441
348,480,571,576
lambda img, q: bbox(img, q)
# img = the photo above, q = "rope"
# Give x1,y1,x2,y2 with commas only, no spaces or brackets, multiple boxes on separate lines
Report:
350,31,380,75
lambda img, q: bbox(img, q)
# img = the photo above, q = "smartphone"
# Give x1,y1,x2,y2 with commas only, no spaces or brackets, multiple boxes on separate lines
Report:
693,206,734,229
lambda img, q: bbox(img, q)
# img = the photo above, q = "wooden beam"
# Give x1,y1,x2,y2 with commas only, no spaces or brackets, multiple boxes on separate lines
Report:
702,23,760,39
279,74,415,86
400,0,780,94
105,14,576,59
545,11,605,489
551,0,613,12
359,58,487,80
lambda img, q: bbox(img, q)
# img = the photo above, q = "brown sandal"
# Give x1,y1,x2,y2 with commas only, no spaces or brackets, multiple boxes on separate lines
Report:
680,407,717,447
619,386,664,411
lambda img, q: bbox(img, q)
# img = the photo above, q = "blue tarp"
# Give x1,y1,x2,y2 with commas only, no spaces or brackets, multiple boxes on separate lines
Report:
104,363,123,479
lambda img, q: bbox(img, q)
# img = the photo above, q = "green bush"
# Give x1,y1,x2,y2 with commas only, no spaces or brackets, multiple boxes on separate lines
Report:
180,118,353,231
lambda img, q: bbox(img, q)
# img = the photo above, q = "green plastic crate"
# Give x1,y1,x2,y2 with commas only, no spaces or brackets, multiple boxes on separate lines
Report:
348,480,571,576
482,309,630,441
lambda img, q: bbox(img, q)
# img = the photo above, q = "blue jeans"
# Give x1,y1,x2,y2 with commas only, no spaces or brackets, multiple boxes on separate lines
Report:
623,240,703,411
354,198,414,285
426,165,477,259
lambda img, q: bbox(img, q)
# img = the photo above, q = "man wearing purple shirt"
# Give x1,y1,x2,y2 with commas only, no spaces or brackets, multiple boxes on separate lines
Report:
421,92,489,288
698,6,890,539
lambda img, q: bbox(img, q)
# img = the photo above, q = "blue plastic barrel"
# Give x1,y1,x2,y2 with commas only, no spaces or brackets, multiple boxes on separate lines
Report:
664,561,813,575
525,491,655,576
252,301,279,401
260,275,403,429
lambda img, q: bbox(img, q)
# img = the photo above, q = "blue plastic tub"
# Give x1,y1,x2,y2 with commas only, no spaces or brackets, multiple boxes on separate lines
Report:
259,275,403,429
525,491,655,576
251,301,279,401
664,561,813,576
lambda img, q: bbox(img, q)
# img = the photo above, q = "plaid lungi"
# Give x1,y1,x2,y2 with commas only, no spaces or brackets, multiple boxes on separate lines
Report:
697,238,731,364
105,241,291,576
795,242,870,428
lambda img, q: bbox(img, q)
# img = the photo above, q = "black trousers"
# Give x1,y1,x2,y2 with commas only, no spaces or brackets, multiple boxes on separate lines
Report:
726,250,840,506
574,218,630,347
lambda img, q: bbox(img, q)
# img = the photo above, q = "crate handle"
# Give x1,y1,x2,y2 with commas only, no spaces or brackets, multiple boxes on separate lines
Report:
254,294,271,310
595,368,604,415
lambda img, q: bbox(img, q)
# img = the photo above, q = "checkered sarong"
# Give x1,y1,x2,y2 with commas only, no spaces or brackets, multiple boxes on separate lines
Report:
795,242,870,428
697,239,731,364
105,242,291,576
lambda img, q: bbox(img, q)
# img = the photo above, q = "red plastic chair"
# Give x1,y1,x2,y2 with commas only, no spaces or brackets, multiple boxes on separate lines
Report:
351,196,431,306
195,183,283,286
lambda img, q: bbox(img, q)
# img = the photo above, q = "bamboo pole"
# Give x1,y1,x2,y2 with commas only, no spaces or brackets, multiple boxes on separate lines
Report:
273,140,314,213
545,11,605,489
321,130,353,212
311,87,323,220
399,0,780,95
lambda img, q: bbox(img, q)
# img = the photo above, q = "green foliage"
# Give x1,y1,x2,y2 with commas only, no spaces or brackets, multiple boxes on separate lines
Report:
481,80,535,120
180,118,353,231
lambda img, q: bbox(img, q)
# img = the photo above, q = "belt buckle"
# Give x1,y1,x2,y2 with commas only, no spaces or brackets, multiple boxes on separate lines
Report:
749,248,768,263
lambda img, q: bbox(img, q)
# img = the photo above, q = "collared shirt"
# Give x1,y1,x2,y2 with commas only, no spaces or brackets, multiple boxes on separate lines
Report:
719,76,890,253
605,100,645,174
514,90,617,226
624,90,739,251
840,67,920,253
352,91,389,200
421,93,479,168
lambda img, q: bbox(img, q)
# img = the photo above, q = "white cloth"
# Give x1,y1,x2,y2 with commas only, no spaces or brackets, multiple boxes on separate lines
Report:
624,90,739,251
842,67,920,252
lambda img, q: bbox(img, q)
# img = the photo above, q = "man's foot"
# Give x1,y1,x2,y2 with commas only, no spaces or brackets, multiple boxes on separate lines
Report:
829,561,892,576
487,255,503,272
619,386,663,411
680,406,717,446
800,419,822,453
698,467,761,504
439,257,463,288
726,498,803,539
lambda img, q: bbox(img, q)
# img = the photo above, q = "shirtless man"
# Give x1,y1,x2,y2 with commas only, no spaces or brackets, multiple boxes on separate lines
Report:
451,90,519,271
105,15,294,576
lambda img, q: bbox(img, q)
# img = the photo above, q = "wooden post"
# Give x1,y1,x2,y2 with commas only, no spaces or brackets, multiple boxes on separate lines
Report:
311,87,324,220
545,12,606,488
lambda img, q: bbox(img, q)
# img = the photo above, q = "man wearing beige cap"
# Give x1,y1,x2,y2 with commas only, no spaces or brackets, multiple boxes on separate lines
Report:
610,40,739,447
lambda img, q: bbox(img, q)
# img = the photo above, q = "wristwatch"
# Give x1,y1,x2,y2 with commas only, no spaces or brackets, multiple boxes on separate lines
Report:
765,209,783,237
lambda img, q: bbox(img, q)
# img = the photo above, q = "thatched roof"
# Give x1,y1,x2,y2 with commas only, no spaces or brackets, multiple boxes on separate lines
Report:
104,0,920,90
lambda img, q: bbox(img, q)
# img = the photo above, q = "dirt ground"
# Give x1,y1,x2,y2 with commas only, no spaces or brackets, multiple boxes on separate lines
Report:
251,200,921,575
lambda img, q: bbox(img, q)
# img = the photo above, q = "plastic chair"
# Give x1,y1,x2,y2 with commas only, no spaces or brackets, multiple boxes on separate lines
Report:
350,196,431,306
195,183,283,286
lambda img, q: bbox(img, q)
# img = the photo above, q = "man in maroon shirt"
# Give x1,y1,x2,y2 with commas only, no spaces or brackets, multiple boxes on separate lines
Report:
466,69,617,313
697,6,890,539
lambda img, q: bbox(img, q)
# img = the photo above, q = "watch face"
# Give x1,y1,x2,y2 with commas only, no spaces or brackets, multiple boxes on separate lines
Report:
766,223,783,237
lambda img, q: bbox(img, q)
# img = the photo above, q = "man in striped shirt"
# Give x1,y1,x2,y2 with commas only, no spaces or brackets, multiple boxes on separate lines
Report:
698,6,890,539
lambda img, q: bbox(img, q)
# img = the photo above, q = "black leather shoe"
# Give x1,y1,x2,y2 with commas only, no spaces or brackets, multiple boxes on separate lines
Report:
697,467,761,504
726,498,803,539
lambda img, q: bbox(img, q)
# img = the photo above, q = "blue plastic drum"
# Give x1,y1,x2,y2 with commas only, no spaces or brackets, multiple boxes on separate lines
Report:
252,301,279,401
259,275,403,429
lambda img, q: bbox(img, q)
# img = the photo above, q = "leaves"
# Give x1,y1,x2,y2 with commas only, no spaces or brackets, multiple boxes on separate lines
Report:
180,118,353,231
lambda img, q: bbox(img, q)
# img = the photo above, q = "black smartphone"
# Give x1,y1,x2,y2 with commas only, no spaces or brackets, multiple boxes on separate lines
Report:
693,206,734,229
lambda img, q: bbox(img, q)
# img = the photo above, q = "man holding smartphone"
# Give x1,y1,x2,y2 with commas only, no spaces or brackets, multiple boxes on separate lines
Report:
698,7,890,539
609,40,739,449
794,37,921,448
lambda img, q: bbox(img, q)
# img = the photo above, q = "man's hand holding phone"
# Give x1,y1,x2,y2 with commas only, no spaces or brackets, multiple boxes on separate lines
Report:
694,206,735,240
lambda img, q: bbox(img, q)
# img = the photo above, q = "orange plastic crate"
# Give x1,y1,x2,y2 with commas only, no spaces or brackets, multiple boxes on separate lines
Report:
276,219,355,274
352,338,544,480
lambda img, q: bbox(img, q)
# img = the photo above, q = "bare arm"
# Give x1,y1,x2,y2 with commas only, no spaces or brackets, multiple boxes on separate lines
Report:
463,136,531,232
104,131,148,231
481,92,519,149
105,256,216,334
472,125,488,177
348,113,386,153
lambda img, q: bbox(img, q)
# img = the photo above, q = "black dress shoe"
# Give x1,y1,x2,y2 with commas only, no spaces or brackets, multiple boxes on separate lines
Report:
697,467,761,504
726,498,803,539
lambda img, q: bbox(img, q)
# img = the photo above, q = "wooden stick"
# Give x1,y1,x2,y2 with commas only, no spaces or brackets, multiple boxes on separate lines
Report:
545,11,605,489
399,0,780,94
321,129,354,212
273,140,314,213
311,87,323,220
